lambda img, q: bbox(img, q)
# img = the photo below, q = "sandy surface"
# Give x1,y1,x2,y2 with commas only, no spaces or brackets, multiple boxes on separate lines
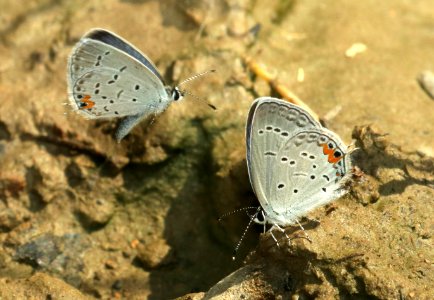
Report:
0,0,433,299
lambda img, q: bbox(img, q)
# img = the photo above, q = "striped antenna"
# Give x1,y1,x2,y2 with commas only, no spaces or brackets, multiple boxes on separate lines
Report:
182,89,216,110
178,69,216,87
232,206,262,260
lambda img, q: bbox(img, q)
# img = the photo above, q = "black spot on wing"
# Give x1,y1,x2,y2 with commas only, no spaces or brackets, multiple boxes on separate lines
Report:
264,151,277,156
117,90,124,99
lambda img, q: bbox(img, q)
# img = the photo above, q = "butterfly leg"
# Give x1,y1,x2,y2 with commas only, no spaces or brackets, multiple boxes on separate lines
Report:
295,219,312,242
273,223,291,246
149,113,157,126
346,140,360,156
268,226,281,248
115,111,149,142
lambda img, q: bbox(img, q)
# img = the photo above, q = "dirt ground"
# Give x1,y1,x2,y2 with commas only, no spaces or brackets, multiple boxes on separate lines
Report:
0,0,433,299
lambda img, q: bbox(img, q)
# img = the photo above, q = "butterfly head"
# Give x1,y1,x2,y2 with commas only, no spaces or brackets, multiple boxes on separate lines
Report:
171,86,184,101
169,69,217,109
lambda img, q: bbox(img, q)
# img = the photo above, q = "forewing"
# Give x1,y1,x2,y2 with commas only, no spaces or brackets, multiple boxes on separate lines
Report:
246,97,322,215
84,29,165,83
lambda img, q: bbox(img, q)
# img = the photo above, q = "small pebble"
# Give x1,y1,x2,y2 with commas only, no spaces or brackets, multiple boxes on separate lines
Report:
112,279,122,290
122,250,131,258
105,259,116,270
345,43,367,58
297,67,305,82
130,239,139,249
417,70,434,100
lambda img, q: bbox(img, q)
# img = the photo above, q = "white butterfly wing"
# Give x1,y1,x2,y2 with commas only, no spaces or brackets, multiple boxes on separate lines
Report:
270,128,352,224
246,97,322,222
67,29,170,119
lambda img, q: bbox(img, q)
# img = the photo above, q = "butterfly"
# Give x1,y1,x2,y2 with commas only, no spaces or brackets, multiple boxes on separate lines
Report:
67,28,213,141
246,97,353,245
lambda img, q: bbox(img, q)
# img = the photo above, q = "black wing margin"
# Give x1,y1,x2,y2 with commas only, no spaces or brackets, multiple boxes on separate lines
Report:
85,29,165,84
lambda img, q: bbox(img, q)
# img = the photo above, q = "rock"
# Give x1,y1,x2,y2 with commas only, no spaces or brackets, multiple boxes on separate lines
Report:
204,263,278,299
14,234,61,269
0,207,30,233
104,259,117,270
0,272,90,300
136,237,172,269
176,292,206,300
0,175,25,198
14,233,89,287
75,194,115,229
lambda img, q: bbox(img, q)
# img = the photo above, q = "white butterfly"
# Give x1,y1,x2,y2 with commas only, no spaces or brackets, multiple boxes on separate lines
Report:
67,28,213,141
246,97,352,245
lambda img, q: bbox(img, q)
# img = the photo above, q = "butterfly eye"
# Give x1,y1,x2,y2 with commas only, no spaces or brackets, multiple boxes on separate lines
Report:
172,88,183,101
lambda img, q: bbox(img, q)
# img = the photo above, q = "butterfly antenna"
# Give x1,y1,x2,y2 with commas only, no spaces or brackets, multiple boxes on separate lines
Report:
232,206,261,261
178,69,216,87
218,206,260,222
182,89,217,110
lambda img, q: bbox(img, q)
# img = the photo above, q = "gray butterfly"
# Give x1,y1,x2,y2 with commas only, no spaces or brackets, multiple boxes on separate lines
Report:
68,28,202,141
246,97,352,244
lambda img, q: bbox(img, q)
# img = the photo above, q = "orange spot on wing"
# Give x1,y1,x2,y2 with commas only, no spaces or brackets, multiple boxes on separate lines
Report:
321,144,343,164
321,143,334,155
328,155,342,164
79,95,95,110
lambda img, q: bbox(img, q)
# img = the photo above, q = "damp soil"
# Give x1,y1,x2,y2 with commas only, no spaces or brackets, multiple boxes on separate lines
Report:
0,0,433,299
